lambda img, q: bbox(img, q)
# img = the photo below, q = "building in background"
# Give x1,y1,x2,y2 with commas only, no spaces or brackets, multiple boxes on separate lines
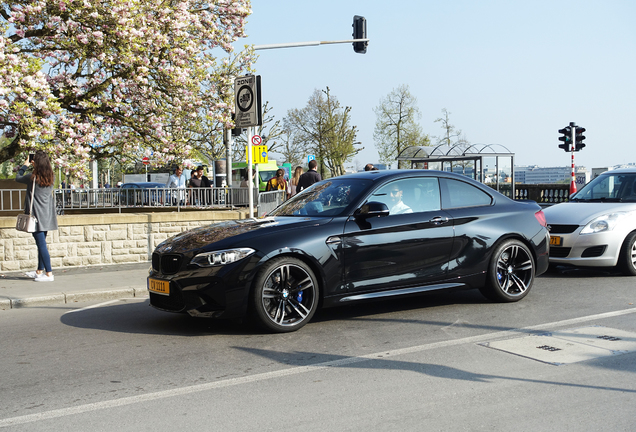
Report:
514,165,588,185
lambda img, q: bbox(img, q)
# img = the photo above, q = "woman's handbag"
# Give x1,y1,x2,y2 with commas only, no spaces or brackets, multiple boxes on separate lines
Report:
16,179,37,233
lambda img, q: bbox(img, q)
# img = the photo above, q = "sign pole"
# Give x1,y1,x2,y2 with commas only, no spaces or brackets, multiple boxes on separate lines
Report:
248,127,254,217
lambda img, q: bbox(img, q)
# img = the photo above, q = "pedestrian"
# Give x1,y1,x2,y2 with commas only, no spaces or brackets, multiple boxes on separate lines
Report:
364,163,374,171
166,166,187,205
297,159,322,192
195,166,212,188
266,168,288,195
289,166,303,198
16,150,58,282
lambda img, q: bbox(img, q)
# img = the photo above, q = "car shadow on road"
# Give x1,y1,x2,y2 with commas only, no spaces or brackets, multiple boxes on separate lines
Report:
232,346,636,393
58,288,510,337
59,299,252,336
539,264,624,279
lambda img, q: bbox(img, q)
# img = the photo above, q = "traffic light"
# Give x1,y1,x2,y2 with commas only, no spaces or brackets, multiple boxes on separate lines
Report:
352,15,367,54
575,126,586,151
558,126,572,151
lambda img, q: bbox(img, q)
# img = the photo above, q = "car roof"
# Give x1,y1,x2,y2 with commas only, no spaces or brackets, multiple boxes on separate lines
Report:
598,168,636,175
121,182,165,186
337,169,486,183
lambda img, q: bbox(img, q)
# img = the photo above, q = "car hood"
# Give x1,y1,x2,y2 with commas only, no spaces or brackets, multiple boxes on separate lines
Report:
543,202,636,225
154,216,331,254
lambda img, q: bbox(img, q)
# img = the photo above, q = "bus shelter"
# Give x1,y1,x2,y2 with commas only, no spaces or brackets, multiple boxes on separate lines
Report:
396,143,515,197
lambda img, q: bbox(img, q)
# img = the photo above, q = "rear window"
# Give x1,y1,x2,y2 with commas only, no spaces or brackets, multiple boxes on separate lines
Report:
442,178,492,209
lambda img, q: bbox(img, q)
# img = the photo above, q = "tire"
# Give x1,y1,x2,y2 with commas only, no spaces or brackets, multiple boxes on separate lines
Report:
618,232,636,276
251,257,319,333
480,239,535,302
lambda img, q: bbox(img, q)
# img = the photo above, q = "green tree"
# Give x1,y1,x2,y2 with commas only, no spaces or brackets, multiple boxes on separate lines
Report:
271,127,305,168
284,87,361,178
373,84,429,169
434,108,468,146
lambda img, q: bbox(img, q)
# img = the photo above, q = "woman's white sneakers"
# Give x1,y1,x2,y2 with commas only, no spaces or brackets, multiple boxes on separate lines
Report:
25,271,39,278
34,274,54,282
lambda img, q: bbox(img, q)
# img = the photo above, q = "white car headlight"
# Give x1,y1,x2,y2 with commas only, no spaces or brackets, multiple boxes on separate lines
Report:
190,248,255,267
580,212,631,234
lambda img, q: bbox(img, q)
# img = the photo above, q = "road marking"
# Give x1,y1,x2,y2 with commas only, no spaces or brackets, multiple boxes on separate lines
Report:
63,299,140,314
1,307,635,428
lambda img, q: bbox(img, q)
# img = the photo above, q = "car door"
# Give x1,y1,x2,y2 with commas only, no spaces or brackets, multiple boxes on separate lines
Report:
341,177,454,294
438,177,497,277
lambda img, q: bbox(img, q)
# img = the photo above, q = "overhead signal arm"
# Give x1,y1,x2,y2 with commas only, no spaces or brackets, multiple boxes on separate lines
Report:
253,16,369,54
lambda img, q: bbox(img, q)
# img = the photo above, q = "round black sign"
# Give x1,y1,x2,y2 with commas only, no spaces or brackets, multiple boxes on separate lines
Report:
236,85,254,112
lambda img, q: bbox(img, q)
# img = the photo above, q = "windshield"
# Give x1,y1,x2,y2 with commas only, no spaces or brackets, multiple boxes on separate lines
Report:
269,179,372,217
260,170,278,183
573,173,636,202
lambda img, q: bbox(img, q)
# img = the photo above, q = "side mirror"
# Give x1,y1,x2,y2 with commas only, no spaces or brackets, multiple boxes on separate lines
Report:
355,201,389,219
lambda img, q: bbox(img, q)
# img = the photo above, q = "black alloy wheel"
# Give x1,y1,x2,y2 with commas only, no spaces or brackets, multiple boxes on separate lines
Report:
480,239,535,302
251,257,319,333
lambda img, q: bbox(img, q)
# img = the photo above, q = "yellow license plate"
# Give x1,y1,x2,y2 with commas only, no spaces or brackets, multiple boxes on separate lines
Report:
148,278,170,296
549,236,562,246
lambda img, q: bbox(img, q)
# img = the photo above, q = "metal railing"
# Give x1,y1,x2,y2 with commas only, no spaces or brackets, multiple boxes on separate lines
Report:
1,187,286,215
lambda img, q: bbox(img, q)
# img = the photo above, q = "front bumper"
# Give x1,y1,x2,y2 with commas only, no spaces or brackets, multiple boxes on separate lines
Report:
147,254,259,319
548,228,621,267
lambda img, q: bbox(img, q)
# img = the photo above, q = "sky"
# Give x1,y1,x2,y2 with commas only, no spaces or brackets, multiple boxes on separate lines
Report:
235,0,636,172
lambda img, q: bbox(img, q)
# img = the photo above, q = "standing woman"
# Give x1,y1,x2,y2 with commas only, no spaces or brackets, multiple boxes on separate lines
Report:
289,166,304,198
16,150,58,282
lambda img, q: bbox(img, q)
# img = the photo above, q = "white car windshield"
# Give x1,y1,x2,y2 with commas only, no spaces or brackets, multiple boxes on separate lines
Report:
572,173,636,202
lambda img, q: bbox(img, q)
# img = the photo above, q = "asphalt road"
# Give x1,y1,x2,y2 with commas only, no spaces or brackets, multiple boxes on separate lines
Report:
1,266,635,431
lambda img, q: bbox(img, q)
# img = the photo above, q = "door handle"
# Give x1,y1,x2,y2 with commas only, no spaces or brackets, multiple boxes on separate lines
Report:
429,216,449,225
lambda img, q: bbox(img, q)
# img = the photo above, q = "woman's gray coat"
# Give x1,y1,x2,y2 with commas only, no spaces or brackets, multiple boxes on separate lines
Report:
16,165,58,232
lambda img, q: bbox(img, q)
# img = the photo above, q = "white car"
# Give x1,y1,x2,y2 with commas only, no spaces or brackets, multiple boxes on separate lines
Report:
543,168,636,275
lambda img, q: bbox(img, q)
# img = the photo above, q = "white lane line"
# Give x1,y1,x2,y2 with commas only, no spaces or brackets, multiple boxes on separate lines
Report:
63,299,139,314
1,307,635,428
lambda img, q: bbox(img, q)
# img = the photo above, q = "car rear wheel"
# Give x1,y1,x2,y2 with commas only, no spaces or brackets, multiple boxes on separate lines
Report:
251,257,319,333
480,239,535,302
618,232,636,276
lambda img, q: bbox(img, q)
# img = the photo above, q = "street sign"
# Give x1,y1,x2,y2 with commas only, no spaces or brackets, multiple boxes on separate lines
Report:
234,75,262,128
246,145,268,164
251,134,262,146
142,156,150,165
308,154,315,163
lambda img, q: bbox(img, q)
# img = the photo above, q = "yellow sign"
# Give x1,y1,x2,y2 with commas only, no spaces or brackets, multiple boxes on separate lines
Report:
246,145,268,164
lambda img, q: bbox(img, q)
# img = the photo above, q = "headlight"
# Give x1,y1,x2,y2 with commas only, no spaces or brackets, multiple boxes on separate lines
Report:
190,248,255,267
580,212,631,234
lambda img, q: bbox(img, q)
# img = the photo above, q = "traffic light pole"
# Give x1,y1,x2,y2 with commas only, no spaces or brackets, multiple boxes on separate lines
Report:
569,126,577,195
253,39,369,50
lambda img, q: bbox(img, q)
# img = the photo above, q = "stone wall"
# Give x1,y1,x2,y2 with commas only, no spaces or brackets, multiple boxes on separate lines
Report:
0,210,249,272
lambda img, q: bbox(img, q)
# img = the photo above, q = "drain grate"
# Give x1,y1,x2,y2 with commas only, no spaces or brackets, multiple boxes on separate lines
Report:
597,335,621,341
480,326,636,365
537,345,561,352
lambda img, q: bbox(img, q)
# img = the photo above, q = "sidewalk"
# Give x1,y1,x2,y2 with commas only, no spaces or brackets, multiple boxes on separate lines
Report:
0,262,150,309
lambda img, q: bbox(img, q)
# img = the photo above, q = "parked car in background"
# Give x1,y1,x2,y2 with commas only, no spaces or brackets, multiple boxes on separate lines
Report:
544,168,636,275
120,182,165,206
147,170,550,333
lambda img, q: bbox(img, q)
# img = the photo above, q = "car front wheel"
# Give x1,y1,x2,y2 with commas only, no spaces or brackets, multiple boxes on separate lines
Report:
480,239,535,302
618,232,636,276
251,257,319,333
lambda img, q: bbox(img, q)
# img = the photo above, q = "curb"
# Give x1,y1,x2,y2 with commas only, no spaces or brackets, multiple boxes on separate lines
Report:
0,286,148,310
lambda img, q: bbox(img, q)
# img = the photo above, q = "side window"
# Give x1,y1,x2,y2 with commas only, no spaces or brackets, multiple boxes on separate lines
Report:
370,178,441,215
441,178,492,209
